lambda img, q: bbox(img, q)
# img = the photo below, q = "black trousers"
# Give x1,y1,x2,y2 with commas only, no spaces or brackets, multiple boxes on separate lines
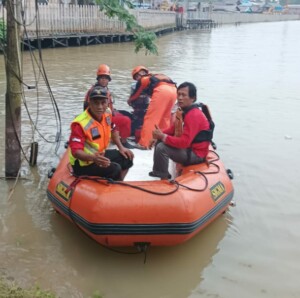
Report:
72,149,133,180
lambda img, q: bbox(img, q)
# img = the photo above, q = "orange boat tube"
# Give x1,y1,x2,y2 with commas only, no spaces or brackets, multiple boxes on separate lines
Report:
47,148,234,247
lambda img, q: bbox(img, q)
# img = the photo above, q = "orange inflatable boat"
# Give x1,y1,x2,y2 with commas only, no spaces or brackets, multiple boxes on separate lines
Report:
47,148,234,248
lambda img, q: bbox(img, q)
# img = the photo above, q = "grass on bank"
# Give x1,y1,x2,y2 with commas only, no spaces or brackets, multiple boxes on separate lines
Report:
0,278,103,298
0,278,56,298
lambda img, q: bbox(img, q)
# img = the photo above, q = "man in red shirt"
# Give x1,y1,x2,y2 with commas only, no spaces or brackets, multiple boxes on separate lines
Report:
69,86,134,181
149,82,213,179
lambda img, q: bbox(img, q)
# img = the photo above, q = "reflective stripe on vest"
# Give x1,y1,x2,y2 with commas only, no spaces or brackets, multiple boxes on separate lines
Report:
69,110,112,167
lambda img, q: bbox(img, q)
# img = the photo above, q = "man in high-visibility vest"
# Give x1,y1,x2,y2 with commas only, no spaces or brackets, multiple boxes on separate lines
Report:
69,86,134,181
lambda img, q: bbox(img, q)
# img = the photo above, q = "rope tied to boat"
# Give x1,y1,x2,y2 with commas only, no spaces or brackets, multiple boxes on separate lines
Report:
65,150,221,195
175,150,221,192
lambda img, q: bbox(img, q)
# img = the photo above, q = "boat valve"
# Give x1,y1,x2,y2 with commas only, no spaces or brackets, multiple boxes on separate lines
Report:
134,242,150,253
226,169,234,180
48,167,56,179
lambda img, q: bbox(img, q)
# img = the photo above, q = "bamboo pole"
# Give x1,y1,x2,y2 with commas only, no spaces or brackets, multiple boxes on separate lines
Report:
5,0,22,177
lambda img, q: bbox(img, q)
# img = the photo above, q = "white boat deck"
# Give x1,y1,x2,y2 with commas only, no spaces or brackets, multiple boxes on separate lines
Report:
110,142,176,182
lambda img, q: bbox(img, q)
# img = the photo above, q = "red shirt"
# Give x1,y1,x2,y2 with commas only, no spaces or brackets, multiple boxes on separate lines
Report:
163,108,210,158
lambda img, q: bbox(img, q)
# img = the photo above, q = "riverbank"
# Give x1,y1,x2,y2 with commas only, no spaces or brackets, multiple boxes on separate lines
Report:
0,277,56,298
1,3,299,50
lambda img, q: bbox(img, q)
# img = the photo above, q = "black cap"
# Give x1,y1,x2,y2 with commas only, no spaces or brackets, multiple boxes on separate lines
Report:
89,86,108,100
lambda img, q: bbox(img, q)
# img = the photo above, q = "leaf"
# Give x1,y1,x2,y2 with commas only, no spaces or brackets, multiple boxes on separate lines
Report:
95,0,158,55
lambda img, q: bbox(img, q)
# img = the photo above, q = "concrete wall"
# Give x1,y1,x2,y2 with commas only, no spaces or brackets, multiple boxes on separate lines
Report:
211,12,300,24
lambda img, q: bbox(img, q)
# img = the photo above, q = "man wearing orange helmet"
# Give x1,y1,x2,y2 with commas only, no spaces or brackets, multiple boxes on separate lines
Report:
131,66,149,81
129,66,177,149
84,64,134,149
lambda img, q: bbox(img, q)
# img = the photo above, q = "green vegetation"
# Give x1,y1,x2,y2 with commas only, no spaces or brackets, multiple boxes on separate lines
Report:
0,277,105,298
0,278,56,298
96,0,158,55
0,18,6,49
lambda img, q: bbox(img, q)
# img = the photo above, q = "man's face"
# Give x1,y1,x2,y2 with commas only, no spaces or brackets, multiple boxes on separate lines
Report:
177,86,194,109
89,97,108,117
98,75,110,87
134,70,147,81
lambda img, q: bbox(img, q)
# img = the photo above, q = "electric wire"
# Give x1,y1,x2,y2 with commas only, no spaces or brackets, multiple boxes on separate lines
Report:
2,0,62,168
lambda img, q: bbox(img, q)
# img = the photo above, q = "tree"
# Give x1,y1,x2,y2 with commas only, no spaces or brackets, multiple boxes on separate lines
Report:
96,0,158,55
0,18,6,51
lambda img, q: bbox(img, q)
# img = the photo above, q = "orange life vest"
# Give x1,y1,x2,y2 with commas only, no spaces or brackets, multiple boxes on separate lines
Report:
130,74,176,101
69,109,112,167
174,107,183,137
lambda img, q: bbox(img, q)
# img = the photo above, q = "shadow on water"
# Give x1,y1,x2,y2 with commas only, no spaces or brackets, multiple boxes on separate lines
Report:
49,208,231,298
0,170,231,297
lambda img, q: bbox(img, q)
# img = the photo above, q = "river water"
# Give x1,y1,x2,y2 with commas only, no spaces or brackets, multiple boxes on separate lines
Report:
1,21,300,298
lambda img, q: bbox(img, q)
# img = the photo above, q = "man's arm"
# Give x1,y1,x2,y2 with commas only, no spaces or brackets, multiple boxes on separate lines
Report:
128,77,148,104
111,130,134,160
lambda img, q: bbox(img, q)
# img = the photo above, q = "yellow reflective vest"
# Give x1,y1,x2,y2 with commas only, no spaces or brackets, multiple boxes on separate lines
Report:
69,110,112,167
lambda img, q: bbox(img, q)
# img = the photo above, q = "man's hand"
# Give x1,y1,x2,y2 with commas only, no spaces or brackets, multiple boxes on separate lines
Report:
93,152,111,168
149,139,157,149
152,125,165,141
119,147,134,160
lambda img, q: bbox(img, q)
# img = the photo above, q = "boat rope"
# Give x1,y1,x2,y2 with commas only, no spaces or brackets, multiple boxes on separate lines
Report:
68,175,180,196
174,150,221,192
66,164,180,196
106,179,180,196
65,149,221,195
65,189,148,259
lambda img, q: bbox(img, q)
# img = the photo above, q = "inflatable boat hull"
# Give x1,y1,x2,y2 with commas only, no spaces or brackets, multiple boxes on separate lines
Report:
47,149,234,247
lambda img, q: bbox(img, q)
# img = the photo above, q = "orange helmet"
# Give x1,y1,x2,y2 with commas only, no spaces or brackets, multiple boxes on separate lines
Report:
97,64,111,81
132,65,149,80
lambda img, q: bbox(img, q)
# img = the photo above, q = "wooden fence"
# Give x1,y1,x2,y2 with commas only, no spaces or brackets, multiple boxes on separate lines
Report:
0,4,177,38
1,4,298,40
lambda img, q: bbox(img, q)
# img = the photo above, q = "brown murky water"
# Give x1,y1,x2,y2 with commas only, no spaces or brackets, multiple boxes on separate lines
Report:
1,21,300,298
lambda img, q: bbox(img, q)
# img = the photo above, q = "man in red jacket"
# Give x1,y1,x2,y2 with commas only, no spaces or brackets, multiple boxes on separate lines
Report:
84,64,134,149
149,82,213,179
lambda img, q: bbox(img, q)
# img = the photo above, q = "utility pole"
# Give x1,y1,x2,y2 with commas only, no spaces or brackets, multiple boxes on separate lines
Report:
5,0,22,177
